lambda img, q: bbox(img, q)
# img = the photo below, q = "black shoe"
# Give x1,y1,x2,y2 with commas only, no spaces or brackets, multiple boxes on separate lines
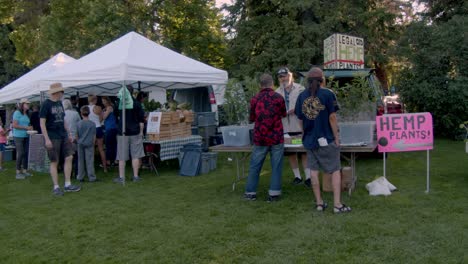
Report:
77,178,85,183
292,177,302,185
267,195,280,202
244,193,257,201
304,178,311,188
89,178,101,183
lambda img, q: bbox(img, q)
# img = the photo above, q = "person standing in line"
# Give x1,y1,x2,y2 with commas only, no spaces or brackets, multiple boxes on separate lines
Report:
87,94,107,173
113,85,146,183
0,118,11,171
40,83,81,196
295,67,351,214
70,95,80,112
102,96,118,167
63,99,81,178
275,67,310,187
76,106,98,182
12,98,33,179
244,73,287,202
30,104,42,134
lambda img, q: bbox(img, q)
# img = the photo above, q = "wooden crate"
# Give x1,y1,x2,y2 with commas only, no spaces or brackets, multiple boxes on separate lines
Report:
160,112,173,125
171,111,181,124
147,124,172,141
171,123,186,139
184,112,194,123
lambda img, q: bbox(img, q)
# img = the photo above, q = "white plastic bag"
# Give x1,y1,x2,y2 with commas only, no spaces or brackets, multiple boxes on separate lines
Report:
366,177,397,196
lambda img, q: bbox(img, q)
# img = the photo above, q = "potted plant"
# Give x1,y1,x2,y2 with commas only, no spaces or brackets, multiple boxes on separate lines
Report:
221,77,259,146
327,73,378,145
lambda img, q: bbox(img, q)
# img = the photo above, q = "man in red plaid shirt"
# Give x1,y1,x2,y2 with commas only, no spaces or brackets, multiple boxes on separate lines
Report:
244,73,287,202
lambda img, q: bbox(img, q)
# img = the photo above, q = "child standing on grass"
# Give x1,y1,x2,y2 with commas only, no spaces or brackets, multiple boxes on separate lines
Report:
76,106,98,182
0,119,11,171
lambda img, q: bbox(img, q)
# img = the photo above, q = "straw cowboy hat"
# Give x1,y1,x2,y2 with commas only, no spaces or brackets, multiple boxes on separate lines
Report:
48,82,65,94
19,98,30,104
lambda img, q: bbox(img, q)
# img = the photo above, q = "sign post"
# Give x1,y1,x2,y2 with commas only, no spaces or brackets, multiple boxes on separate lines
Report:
376,113,434,193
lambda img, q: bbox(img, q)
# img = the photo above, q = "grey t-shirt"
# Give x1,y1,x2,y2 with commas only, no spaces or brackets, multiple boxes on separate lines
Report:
77,119,96,147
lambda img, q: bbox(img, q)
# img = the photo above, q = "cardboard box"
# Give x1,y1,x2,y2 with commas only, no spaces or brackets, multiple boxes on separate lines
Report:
323,33,364,69
341,166,353,191
321,166,353,192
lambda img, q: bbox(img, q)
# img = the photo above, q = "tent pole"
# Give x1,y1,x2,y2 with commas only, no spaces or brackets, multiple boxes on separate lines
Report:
122,81,126,185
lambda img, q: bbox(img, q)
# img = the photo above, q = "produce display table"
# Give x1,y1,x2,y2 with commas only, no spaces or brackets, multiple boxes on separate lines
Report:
143,135,202,161
210,142,377,194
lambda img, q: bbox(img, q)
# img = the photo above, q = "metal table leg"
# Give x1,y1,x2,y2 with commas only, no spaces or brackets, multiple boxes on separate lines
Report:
231,152,251,191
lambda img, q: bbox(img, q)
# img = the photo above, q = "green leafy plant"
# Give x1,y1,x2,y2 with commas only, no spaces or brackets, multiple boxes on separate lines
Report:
223,77,259,125
143,99,162,112
329,74,376,122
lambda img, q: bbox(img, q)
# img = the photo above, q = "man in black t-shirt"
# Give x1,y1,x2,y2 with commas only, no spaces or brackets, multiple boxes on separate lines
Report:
40,83,81,196
113,85,146,184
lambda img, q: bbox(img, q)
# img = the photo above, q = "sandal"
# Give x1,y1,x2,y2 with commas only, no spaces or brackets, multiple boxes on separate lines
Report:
315,202,328,212
334,204,352,214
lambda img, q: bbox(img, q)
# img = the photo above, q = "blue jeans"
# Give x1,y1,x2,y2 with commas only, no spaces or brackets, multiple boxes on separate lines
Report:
245,144,284,196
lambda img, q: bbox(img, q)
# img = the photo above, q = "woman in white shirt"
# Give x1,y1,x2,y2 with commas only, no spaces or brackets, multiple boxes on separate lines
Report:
88,94,107,173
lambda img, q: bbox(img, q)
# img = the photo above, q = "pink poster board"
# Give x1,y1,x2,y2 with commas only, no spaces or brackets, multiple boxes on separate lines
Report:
376,113,433,153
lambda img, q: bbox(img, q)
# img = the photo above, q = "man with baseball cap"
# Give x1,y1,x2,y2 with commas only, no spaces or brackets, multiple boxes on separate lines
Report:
275,67,310,187
40,82,81,196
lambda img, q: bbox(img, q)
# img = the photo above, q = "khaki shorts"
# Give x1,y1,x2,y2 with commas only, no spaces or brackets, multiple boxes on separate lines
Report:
116,135,145,161
47,139,74,162
306,142,341,174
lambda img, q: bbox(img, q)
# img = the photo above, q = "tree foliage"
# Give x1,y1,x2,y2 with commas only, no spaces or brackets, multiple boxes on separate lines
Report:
396,2,468,138
224,0,408,90
2,0,226,69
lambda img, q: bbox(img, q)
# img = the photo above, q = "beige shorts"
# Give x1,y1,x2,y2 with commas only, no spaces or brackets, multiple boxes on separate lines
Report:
116,135,145,161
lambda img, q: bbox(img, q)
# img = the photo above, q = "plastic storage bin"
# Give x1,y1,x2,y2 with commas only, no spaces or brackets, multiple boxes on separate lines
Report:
200,153,211,174
220,126,251,146
179,144,203,176
339,121,375,145
196,112,217,127
204,152,218,170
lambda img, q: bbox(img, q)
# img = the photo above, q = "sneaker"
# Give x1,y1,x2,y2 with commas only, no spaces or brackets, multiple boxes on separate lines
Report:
52,187,64,196
64,184,81,192
77,178,85,183
132,176,142,182
244,193,257,201
23,172,32,177
304,178,311,188
89,178,101,183
267,195,280,202
292,177,302,185
16,173,26,180
113,177,125,184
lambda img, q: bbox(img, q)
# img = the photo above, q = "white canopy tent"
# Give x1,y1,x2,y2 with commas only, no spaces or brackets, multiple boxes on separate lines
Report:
37,31,228,97
0,53,76,104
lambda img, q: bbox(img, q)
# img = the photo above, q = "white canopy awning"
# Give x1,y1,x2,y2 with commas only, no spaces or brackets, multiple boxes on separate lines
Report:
0,53,76,104
37,31,228,98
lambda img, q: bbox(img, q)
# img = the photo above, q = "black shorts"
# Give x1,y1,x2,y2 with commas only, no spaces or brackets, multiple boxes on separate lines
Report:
47,139,74,162
96,127,104,139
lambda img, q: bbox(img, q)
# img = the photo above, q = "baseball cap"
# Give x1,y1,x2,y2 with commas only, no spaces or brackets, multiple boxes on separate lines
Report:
277,67,290,76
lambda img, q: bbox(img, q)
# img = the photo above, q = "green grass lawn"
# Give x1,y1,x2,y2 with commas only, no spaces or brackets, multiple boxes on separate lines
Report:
0,138,467,263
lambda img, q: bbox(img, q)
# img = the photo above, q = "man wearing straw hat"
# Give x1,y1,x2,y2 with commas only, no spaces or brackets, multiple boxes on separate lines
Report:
40,83,81,196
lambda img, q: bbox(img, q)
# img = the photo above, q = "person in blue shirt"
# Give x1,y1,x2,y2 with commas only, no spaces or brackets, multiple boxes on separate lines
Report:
12,98,33,179
295,67,351,214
